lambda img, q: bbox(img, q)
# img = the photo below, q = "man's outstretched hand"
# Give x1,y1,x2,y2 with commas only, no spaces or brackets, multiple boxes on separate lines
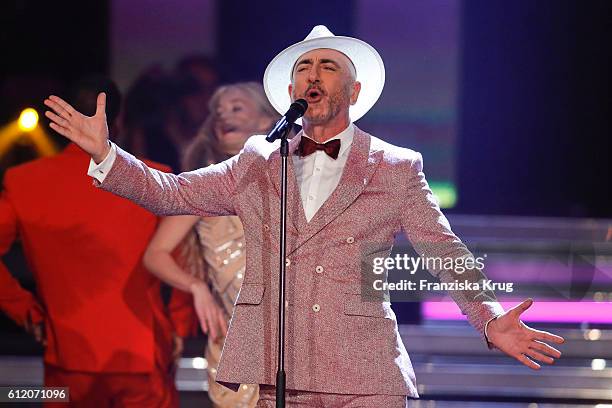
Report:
487,298,565,369
44,93,110,163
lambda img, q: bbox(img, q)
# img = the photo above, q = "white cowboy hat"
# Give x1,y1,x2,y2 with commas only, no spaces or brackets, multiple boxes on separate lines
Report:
263,25,385,124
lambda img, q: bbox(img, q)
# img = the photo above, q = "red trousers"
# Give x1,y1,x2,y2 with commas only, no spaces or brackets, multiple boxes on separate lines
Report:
44,362,178,408
43,319,178,408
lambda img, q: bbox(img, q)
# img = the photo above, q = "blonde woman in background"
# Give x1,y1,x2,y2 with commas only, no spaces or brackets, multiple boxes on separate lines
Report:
144,82,279,408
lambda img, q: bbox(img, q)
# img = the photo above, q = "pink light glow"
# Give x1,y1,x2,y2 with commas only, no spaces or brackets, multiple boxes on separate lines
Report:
423,301,612,323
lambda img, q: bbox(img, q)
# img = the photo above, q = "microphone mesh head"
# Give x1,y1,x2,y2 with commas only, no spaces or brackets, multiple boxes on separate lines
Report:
293,99,308,115
286,99,308,123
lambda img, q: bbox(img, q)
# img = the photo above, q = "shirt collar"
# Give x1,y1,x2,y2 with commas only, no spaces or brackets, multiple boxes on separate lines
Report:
301,123,354,158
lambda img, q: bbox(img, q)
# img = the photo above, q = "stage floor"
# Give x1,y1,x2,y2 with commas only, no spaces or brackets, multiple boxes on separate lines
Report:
1,322,610,407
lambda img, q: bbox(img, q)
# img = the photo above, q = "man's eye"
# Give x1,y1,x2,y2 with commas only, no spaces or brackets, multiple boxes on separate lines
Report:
232,106,243,112
297,67,308,72
323,66,336,71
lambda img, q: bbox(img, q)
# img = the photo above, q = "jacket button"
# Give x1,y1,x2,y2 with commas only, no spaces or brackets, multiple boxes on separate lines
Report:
263,224,270,231
315,265,324,274
285,258,291,267
346,236,355,244
312,304,321,312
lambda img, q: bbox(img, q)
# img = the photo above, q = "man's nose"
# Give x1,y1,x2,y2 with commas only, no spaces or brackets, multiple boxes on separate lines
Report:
307,66,320,82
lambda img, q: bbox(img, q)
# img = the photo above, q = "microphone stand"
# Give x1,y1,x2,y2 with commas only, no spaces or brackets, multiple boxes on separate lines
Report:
265,99,305,408
275,124,292,408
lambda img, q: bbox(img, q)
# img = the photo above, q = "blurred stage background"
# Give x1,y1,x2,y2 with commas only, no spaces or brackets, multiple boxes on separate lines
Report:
1,0,611,406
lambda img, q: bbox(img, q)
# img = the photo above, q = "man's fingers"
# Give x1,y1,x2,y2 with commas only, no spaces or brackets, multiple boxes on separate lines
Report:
44,98,72,120
49,123,72,139
24,319,32,333
48,95,76,116
525,348,554,365
33,325,46,346
533,329,565,344
34,327,43,342
172,336,184,359
510,298,534,317
95,92,106,117
531,340,561,358
516,353,541,370
45,110,70,127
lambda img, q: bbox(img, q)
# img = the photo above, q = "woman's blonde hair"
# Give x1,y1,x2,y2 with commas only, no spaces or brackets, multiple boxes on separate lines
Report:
181,81,279,171
177,82,279,283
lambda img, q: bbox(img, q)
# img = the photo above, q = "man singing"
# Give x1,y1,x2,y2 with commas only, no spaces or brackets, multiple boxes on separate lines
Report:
44,26,564,407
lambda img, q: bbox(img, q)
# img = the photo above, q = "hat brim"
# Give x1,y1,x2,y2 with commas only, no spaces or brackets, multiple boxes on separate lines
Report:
263,35,385,125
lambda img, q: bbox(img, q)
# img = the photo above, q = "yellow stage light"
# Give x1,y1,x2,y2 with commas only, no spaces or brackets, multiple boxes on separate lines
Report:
19,108,39,131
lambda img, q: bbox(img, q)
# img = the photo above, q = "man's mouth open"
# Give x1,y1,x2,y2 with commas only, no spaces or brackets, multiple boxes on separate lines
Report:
305,89,324,104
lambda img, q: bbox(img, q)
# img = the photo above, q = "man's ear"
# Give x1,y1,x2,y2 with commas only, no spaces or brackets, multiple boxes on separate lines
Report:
350,81,362,105
288,83,293,98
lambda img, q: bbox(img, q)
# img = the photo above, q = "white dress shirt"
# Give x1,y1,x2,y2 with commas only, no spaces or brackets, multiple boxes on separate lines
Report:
292,124,354,222
87,142,117,182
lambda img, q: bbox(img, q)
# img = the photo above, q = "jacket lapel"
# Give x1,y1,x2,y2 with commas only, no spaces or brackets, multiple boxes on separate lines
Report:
289,127,383,254
266,134,306,245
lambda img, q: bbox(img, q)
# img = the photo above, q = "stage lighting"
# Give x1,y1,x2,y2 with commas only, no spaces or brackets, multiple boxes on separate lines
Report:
585,328,602,341
591,358,606,370
19,108,39,131
191,357,207,369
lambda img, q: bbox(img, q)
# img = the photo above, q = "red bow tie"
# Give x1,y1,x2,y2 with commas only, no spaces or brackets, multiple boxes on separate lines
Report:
297,137,341,160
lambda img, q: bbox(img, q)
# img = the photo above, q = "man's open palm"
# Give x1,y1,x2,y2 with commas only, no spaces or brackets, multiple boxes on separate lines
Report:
44,93,110,163
488,299,565,370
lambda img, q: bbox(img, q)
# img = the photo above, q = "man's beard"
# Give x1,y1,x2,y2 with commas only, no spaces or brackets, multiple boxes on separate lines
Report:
295,86,351,125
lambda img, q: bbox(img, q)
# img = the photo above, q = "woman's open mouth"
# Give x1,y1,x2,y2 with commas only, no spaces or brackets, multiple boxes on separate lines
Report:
221,124,238,134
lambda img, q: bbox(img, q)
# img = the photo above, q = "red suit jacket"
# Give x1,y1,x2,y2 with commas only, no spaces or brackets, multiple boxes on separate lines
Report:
0,143,188,373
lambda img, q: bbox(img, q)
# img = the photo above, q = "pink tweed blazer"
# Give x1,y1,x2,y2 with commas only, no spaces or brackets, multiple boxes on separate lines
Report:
98,127,503,397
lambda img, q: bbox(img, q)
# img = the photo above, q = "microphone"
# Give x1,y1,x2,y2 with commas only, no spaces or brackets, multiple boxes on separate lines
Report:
265,99,308,142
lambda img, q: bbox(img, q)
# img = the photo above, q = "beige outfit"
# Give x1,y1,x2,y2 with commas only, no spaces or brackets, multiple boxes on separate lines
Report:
194,216,258,408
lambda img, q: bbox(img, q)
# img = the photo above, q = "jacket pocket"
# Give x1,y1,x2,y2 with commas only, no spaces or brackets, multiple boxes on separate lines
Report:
235,283,265,305
343,293,391,318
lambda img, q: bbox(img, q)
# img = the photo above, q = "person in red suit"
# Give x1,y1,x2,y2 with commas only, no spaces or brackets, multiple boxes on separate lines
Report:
0,76,185,407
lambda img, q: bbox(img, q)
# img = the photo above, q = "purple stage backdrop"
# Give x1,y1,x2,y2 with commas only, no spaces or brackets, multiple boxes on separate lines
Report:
110,0,217,91
355,0,459,207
